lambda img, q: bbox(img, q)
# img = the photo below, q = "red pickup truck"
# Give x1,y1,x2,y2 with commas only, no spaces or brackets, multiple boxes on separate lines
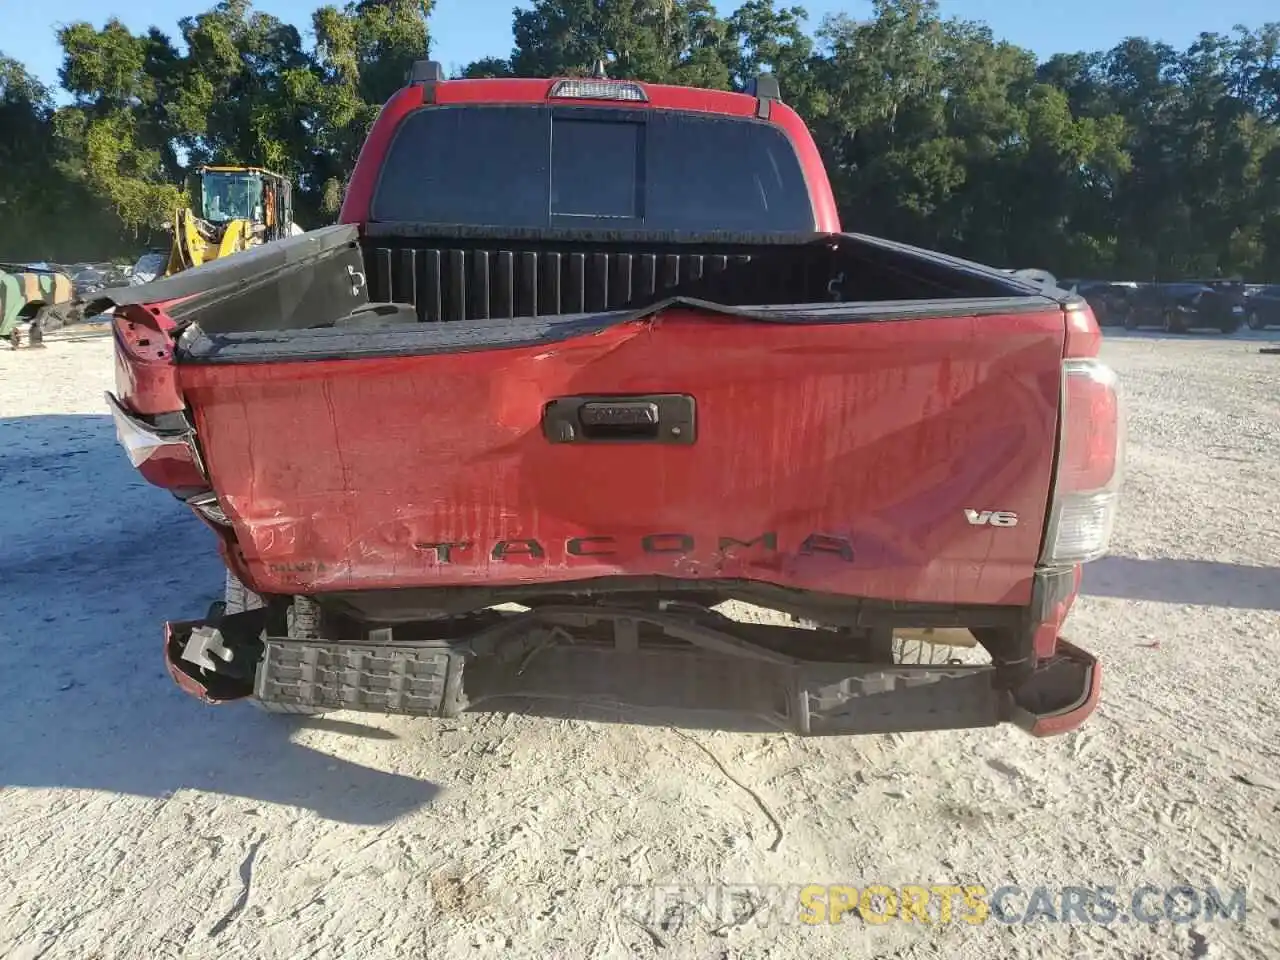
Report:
97,64,1124,737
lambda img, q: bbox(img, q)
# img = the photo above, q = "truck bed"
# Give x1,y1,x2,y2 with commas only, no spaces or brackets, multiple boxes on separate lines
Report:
98,223,1073,618
111,223,1059,345
357,222,1046,325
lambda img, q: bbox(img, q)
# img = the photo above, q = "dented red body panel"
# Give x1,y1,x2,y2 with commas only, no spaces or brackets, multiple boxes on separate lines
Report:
111,304,184,414
178,309,1066,601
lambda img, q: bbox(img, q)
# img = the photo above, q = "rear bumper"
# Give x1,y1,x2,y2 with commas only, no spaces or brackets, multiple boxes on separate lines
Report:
1007,639,1100,737
162,608,1100,738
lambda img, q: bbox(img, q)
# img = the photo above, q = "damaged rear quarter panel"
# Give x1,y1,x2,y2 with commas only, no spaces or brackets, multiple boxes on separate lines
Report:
177,309,1065,604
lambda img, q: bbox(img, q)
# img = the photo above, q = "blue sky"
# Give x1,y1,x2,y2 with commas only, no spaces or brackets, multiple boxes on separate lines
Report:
9,0,1278,94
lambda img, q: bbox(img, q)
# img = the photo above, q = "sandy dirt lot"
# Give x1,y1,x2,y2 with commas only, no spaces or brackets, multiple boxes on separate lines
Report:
1,327,1277,960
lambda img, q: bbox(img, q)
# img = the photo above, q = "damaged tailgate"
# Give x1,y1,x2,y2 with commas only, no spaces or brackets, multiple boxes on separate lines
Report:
171,299,1066,606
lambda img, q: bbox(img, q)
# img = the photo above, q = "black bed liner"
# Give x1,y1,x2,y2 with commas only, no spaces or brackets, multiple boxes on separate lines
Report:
361,222,1065,324
89,224,363,314
91,221,1075,361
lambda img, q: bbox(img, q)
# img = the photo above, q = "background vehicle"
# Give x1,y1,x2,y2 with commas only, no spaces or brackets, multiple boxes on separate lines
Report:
1243,284,1280,330
94,65,1124,739
0,263,78,348
1059,279,1140,327
1188,280,1247,333
1123,281,1245,334
165,166,297,275
65,262,132,296
130,251,169,286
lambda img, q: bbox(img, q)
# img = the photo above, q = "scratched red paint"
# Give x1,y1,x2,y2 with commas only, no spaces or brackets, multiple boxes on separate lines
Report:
178,308,1066,602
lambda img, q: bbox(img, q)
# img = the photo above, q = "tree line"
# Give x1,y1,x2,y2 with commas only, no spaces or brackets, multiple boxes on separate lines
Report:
3,0,1279,280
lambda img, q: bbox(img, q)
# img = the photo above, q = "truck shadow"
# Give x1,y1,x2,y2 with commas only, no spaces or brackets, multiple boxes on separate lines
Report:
0,413,440,825
1081,555,1280,611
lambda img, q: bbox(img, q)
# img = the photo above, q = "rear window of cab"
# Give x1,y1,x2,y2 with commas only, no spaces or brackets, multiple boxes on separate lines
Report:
372,104,816,233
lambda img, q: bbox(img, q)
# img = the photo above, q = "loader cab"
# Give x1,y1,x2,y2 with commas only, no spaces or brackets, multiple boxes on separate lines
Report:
193,166,294,242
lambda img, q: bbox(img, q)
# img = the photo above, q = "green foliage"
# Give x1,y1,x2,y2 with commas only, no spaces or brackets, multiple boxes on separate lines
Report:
0,54,135,259
508,0,733,88
4,0,1280,278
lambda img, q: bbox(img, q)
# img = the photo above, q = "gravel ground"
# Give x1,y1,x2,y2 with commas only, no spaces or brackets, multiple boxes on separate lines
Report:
1,327,1277,960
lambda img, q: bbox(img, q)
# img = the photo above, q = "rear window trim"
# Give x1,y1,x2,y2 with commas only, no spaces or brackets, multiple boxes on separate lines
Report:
369,103,819,234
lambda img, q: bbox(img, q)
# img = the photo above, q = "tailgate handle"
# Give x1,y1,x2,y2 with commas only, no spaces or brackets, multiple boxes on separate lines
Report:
542,394,696,445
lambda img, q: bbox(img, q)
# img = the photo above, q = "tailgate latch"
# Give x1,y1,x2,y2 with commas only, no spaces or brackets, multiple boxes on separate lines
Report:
542,394,696,445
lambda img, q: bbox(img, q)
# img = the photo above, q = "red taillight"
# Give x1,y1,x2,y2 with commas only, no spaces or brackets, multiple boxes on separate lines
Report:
106,391,209,492
1060,363,1120,493
1063,304,1103,360
1041,351,1126,566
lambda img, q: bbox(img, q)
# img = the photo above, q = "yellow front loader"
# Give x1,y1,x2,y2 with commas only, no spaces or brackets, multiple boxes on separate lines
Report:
166,166,297,276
